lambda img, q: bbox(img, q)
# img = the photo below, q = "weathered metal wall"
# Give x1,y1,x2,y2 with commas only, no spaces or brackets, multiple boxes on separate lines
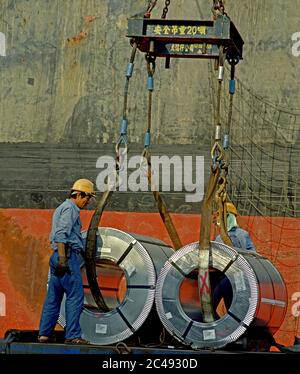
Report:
0,0,299,144
0,0,300,214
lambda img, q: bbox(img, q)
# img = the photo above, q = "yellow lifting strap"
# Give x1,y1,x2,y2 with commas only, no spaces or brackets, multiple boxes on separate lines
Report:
85,190,112,312
197,150,232,323
198,166,220,322
143,148,183,250
198,40,233,322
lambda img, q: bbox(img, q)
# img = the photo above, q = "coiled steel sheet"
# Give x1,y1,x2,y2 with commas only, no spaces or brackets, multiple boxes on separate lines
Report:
155,241,287,349
58,227,173,345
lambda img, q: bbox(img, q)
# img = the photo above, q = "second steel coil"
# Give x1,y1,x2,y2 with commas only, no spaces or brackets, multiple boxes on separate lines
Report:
155,241,287,349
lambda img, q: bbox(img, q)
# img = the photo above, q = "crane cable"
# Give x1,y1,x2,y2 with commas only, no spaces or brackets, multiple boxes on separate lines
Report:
85,43,138,312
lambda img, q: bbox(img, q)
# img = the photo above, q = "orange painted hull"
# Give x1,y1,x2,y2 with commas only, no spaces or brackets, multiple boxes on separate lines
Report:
0,208,299,347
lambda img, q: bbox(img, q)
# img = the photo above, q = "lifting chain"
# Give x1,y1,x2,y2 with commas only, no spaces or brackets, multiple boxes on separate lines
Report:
144,0,158,18
211,45,232,247
161,0,171,19
212,0,226,19
144,0,171,19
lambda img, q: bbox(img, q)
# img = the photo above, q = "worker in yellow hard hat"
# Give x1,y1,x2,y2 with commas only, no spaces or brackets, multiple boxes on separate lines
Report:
225,202,238,216
38,178,96,345
215,202,256,251
69,178,96,208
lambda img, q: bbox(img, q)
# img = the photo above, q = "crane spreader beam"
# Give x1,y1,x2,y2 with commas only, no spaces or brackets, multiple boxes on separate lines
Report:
127,15,243,61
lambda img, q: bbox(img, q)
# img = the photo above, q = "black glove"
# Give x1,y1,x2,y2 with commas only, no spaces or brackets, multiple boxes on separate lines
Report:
80,249,86,261
54,256,71,277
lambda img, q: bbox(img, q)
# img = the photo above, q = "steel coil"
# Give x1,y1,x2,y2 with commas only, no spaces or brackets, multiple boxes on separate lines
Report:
58,227,173,345
155,241,287,349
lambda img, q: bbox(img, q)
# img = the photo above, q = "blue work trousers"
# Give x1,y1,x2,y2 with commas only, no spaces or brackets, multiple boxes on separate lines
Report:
39,251,84,339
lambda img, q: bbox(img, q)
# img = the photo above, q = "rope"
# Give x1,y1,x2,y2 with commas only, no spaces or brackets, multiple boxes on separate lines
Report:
115,341,132,354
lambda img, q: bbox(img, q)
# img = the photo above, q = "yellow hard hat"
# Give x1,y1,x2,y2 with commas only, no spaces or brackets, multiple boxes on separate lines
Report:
226,202,238,216
71,179,96,196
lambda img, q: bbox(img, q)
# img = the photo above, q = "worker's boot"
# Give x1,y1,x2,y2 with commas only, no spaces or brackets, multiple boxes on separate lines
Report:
64,337,90,345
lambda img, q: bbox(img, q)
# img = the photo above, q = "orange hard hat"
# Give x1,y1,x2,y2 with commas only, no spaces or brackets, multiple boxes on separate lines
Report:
71,179,96,196
226,202,238,216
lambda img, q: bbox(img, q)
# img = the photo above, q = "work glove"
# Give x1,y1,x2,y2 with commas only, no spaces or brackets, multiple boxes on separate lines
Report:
54,256,71,277
80,249,86,261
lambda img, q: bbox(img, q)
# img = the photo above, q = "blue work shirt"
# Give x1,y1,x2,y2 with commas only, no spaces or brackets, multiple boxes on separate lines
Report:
49,199,83,253
215,226,256,252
